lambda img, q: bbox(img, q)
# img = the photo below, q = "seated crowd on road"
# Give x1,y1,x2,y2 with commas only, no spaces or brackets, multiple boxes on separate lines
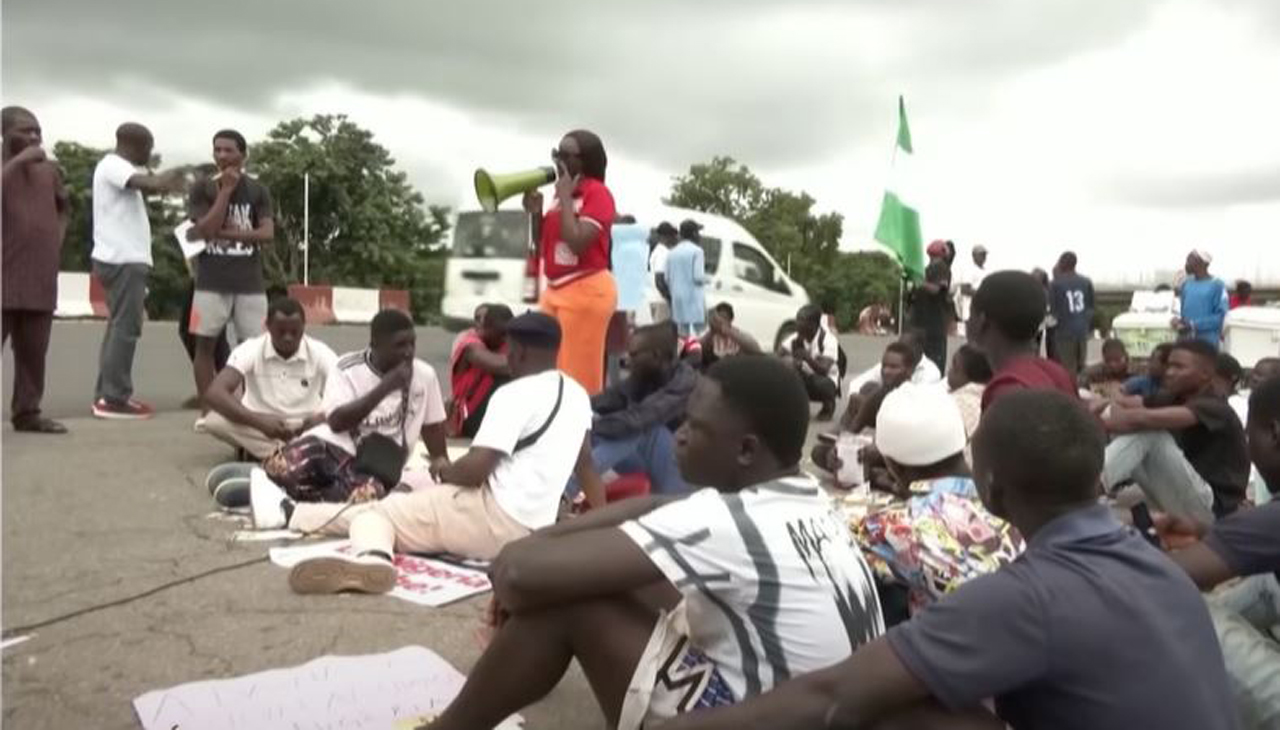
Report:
9,111,1280,728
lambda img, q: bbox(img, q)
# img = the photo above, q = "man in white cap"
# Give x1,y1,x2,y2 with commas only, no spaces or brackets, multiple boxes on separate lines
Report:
954,244,989,326
873,382,974,498
1174,249,1228,348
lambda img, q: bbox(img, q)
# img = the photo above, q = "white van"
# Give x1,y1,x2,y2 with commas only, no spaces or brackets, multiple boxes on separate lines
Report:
441,204,809,350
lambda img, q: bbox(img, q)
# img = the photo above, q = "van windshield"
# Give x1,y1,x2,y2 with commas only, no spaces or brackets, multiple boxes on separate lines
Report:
452,211,529,259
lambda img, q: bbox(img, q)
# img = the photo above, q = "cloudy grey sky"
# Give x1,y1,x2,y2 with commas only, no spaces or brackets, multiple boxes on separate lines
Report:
6,0,1279,285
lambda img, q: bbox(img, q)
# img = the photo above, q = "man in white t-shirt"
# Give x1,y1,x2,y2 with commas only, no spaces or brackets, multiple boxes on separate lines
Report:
196,297,338,460
428,356,884,730
90,122,187,420
254,309,450,504
649,221,677,322
954,244,989,325
780,304,843,420
251,312,607,592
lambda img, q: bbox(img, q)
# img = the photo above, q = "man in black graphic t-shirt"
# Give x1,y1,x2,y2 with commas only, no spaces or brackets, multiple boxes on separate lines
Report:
185,129,274,411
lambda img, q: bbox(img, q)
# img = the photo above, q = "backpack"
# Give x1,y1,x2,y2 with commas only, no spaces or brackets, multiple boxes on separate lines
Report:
818,329,847,381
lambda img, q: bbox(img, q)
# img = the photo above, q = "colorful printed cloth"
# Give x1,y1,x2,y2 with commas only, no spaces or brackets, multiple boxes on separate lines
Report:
844,478,1024,614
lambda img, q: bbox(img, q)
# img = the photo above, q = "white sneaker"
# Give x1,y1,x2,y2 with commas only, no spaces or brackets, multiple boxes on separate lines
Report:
288,553,397,595
249,468,289,529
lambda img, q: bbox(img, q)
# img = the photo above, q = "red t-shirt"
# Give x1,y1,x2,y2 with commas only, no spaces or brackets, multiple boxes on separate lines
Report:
541,177,615,287
982,355,1079,411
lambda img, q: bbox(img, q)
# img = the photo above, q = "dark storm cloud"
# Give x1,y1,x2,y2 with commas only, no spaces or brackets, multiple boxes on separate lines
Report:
1,0,1176,168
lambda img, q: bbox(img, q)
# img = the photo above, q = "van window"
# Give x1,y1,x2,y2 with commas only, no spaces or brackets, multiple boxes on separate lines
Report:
453,211,529,258
733,242,789,295
700,236,722,274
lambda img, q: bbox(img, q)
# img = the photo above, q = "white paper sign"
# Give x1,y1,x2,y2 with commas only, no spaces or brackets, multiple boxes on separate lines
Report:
269,541,492,607
132,645,523,730
173,220,207,259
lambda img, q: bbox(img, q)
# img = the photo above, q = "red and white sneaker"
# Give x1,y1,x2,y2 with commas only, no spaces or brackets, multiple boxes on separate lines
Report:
91,398,154,420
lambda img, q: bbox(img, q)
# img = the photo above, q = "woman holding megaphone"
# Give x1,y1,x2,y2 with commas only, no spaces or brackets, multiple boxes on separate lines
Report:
523,129,618,395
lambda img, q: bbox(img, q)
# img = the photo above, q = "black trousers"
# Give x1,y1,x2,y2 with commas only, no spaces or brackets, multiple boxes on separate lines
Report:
801,371,838,407
915,326,948,374
2,309,53,423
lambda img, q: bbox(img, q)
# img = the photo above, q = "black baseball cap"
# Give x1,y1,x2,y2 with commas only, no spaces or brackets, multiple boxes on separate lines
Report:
506,311,562,349
679,219,703,238
655,221,677,236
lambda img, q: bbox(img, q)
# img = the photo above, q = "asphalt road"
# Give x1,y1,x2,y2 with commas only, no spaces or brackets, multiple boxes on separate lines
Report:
0,321,953,729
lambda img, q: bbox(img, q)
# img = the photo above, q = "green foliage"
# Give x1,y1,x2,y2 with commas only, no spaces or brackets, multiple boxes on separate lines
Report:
666,156,901,329
53,116,450,322
250,114,451,321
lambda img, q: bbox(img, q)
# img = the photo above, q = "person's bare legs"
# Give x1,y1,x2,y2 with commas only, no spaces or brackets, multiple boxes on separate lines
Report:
431,594,661,730
193,335,219,412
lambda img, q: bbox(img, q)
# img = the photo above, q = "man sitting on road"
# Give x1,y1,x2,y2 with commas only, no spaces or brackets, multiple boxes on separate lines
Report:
844,332,939,410
968,270,1077,411
197,297,337,459
811,341,916,475
1156,375,1280,725
779,303,843,421
1102,339,1249,523
1081,337,1134,399
447,304,512,438
251,312,606,591
698,302,761,369
582,322,697,496
1122,342,1173,398
260,309,450,503
657,389,1236,730
426,356,884,730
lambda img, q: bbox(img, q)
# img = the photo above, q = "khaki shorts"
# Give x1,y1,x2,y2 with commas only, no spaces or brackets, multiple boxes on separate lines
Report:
190,291,267,338
617,602,736,730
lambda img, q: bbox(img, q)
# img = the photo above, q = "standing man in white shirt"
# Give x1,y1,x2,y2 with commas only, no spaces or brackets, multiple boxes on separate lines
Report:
90,122,187,419
249,312,606,592
648,221,677,323
197,297,338,460
954,244,989,327
427,355,883,730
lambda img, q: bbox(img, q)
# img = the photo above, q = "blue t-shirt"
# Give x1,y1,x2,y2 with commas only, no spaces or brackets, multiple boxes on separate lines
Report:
887,504,1237,730
1180,277,1228,346
1122,374,1160,397
610,224,650,314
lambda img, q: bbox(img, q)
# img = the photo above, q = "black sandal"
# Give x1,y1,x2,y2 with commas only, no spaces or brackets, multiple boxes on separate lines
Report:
13,417,67,434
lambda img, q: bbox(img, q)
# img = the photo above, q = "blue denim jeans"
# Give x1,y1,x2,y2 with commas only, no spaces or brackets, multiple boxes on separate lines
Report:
567,426,690,497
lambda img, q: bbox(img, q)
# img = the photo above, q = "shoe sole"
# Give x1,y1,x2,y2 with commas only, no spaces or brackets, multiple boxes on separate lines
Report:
288,557,397,595
206,463,257,494
91,406,153,420
213,478,251,509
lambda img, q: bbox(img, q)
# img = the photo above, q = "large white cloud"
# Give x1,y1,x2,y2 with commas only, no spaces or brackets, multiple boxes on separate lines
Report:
5,0,1278,286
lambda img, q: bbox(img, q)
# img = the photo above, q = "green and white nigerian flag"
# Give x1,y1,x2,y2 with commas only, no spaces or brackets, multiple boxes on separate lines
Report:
874,96,924,281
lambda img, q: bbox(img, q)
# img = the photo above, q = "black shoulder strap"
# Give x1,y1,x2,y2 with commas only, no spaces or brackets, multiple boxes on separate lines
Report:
514,375,564,453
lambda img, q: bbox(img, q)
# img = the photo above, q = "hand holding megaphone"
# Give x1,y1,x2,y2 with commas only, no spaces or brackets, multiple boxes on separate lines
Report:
522,189,543,216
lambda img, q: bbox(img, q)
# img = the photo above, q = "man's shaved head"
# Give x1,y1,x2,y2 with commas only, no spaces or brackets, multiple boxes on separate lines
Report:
116,122,153,145
1,106,35,134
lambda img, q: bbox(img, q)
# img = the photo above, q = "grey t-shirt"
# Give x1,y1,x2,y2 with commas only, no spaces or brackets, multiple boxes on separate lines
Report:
188,175,272,294
887,504,1237,730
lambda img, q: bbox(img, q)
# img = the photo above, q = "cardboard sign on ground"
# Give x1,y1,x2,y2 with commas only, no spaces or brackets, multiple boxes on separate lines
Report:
133,645,522,730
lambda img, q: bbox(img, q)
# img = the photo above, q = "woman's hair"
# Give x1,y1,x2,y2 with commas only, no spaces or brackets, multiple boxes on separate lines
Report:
565,129,607,181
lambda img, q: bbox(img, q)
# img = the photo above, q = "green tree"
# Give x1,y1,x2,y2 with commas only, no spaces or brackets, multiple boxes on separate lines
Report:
666,157,901,329
249,114,451,321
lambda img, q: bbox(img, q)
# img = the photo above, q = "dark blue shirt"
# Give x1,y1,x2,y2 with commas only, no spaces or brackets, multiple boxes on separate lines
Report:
887,504,1237,730
1122,374,1161,397
1049,272,1095,339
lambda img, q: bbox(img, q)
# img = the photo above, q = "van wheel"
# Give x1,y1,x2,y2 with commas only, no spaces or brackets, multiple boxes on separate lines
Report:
774,321,797,352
